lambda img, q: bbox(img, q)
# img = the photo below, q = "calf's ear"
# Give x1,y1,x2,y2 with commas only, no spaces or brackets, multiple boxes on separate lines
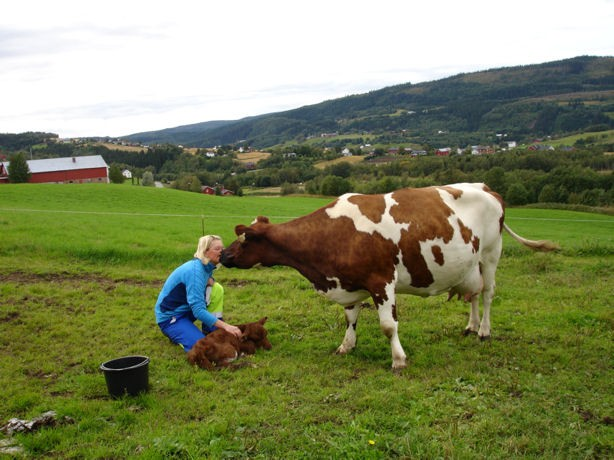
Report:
259,317,268,325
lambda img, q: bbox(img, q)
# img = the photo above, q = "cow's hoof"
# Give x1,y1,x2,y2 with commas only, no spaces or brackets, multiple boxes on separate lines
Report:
479,334,491,341
463,328,478,336
335,345,351,355
391,364,407,375
392,358,407,371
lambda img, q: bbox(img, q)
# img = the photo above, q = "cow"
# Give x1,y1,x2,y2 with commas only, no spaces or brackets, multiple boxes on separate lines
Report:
220,183,558,370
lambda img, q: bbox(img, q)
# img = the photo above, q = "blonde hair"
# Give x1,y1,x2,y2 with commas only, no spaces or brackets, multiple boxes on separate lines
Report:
194,235,222,264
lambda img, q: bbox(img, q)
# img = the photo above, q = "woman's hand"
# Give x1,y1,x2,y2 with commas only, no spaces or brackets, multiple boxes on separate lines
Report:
217,320,242,338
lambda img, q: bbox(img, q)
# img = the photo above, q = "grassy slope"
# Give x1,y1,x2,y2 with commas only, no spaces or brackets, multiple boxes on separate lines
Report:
548,129,614,147
0,184,612,458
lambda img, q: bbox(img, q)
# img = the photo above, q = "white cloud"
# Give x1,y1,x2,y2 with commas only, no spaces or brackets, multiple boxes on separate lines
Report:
1,0,612,138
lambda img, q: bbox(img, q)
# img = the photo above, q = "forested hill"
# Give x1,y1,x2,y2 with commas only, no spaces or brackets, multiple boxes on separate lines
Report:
123,55,614,149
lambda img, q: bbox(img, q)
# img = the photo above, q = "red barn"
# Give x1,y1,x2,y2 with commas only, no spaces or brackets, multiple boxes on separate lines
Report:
435,147,452,156
0,155,109,184
0,162,8,182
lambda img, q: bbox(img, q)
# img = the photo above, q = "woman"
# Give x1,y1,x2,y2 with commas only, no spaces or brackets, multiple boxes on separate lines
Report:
155,235,241,352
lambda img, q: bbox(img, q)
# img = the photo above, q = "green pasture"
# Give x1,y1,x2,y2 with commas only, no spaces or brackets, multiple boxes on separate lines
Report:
548,129,614,147
0,184,612,458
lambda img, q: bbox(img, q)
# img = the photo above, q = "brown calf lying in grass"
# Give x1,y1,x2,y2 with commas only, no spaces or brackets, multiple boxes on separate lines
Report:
187,317,271,370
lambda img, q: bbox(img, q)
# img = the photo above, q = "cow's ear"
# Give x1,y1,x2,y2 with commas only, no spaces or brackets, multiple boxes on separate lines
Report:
255,216,270,224
235,224,248,236
235,224,260,242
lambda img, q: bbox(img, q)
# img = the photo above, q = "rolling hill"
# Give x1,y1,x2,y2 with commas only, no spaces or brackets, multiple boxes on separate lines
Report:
123,56,614,149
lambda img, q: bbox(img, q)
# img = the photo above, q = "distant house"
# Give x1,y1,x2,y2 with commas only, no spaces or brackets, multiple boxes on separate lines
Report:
471,145,495,155
435,147,452,156
0,155,109,184
527,144,555,151
201,185,235,196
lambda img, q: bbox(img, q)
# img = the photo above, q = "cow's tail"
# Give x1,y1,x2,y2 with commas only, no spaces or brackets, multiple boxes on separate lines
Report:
503,223,560,252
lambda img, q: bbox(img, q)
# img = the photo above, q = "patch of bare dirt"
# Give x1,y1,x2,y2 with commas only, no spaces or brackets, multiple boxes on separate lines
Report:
0,311,20,323
0,271,162,287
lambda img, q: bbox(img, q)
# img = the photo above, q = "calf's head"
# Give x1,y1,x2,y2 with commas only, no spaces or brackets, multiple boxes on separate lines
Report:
238,317,272,351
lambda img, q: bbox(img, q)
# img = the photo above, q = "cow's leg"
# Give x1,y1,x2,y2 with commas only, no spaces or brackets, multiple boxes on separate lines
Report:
335,304,360,355
457,266,482,335
478,254,500,340
463,293,481,335
478,283,494,340
376,287,406,370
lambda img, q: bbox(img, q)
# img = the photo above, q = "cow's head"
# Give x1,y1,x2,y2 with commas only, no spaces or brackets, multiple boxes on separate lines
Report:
220,216,271,268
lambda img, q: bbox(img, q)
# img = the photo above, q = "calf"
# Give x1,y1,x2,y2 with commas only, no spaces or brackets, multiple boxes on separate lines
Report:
187,317,272,370
186,328,241,370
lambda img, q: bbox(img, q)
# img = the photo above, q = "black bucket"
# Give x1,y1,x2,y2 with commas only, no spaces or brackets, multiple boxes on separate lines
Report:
100,355,150,397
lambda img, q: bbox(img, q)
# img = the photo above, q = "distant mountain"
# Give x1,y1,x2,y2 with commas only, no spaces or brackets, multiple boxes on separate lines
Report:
122,119,236,145
123,56,614,148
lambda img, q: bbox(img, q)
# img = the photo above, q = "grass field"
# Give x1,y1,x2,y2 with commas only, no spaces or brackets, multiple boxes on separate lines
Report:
548,129,614,148
0,184,612,458
314,155,366,169
94,142,146,153
236,151,271,164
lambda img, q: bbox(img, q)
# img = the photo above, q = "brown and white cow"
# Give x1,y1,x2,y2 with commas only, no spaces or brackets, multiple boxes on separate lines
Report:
220,183,558,369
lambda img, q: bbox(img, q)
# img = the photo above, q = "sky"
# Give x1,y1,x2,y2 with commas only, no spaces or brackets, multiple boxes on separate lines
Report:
1,0,613,139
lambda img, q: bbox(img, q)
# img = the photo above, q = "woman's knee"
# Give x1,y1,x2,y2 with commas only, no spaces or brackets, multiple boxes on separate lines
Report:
208,282,224,313
211,282,224,297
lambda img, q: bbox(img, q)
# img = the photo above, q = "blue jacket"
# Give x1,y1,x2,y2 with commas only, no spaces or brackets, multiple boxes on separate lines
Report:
155,258,218,328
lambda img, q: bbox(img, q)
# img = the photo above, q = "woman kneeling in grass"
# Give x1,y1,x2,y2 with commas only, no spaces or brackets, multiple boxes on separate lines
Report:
154,235,241,352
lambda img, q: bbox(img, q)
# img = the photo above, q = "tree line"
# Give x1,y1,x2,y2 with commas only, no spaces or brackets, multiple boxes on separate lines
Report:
3,135,613,208
111,143,612,207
